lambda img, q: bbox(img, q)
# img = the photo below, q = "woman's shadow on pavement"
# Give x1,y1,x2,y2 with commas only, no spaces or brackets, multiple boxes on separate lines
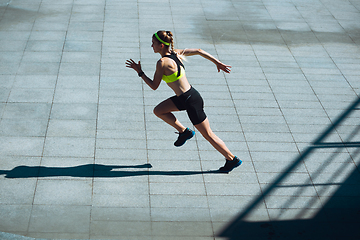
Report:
0,163,222,178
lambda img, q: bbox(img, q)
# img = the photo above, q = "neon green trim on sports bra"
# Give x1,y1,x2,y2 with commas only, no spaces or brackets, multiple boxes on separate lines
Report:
162,66,185,83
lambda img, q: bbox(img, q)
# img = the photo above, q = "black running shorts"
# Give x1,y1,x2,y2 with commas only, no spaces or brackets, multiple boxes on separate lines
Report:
170,86,207,125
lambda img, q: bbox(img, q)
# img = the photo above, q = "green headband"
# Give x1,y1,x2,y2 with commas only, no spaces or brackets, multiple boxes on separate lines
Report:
154,32,170,46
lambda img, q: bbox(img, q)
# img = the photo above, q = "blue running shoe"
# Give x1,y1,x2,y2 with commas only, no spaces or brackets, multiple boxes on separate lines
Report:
174,128,195,147
219,156,242,173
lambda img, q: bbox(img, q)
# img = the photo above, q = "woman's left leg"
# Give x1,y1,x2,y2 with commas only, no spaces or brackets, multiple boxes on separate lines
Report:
194,118,235,160
153,98,187,133
154,98,195,147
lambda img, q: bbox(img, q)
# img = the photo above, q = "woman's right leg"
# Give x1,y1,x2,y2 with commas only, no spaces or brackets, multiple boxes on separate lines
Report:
194,118,235,160
153,98,187,133
195,118,242,172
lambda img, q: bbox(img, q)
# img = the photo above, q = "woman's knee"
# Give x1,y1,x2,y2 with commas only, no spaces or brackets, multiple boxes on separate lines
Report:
202,130,215,141
195,122,214,140
153,105,162,117
153,99,176,117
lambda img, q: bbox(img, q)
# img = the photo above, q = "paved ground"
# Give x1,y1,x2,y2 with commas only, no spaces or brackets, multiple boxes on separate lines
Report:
0,0,360,239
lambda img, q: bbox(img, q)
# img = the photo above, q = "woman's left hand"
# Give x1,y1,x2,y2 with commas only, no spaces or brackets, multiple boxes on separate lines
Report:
217,62,231,73
126,59,142,74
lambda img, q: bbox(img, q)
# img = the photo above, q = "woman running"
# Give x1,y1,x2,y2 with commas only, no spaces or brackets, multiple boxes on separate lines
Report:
126,30,241,173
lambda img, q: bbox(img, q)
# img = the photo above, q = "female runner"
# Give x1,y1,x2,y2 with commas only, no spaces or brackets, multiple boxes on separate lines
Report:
126,30,241,173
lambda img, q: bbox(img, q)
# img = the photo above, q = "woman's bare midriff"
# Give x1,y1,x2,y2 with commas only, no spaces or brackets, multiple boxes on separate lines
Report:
167,77,191,96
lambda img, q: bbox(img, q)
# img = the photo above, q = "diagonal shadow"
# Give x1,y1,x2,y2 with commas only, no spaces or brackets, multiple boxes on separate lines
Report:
218,96,360,239
0,163,221,178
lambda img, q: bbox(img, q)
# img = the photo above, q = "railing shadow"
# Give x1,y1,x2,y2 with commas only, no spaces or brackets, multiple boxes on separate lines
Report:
218,96,360,240
0,163,221,178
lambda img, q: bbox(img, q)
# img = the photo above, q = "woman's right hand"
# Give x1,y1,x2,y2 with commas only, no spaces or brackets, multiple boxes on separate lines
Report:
126,59,142,74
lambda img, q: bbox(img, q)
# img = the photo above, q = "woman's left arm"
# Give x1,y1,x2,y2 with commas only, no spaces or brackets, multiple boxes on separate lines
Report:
174,49,231,73
126,59,162,90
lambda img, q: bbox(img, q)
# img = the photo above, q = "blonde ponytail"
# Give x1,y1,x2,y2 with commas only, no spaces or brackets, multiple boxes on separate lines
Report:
165,31,174,52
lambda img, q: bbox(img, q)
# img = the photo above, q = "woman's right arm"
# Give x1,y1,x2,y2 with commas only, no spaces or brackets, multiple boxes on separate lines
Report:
126,58,163,90
177,48,231,73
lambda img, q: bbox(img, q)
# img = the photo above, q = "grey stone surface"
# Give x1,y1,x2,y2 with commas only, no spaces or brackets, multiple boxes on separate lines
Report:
0,0,360,239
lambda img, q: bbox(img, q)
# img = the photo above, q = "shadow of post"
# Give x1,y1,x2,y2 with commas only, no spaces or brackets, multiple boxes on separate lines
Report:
218,96,360,239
